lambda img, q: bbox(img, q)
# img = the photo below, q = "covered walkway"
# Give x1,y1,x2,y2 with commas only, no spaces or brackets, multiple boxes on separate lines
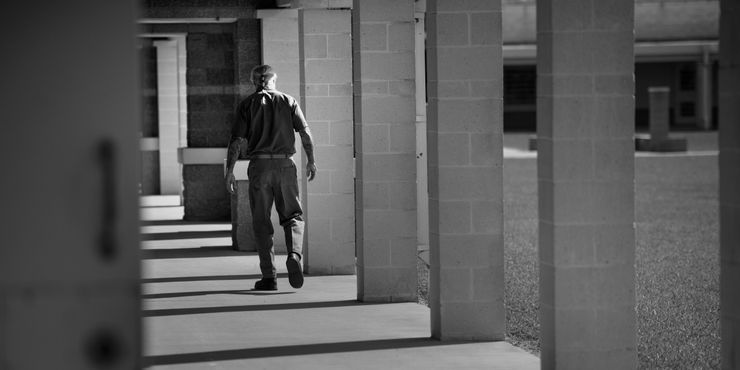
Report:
141,224,538,369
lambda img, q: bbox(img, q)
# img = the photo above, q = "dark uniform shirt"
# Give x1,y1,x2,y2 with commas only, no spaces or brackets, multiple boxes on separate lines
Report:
232,89,308,156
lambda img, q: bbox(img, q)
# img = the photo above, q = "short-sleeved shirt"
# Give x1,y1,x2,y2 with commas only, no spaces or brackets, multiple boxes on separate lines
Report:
232,89,308,156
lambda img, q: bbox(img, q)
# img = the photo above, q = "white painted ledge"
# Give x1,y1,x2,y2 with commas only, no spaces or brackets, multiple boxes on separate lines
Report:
177,148,251,179
178,147,225,165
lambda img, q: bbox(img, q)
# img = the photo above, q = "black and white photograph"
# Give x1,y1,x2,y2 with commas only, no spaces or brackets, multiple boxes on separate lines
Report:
0,0,736,369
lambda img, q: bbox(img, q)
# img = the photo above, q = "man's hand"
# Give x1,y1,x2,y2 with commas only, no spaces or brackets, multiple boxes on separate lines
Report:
225,172,237,194
225,137,242,195
306,162,317,182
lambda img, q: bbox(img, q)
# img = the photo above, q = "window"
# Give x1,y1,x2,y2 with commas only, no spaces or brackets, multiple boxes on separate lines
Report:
680,102,695,118
679,66,695,92
504,66,536,106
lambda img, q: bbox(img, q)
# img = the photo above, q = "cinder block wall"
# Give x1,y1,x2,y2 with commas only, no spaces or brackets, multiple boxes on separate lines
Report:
300,9,356,274
185,26,237,221
426,0,506,340
260,10,301,99
141,0,255,19
353,0,418,301
537,0,637,368
140,40,160,195
140,40,159,139
140,1,261,221
186,29,235,149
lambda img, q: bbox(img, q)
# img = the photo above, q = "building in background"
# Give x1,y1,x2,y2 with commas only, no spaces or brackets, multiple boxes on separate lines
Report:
502,0,719,131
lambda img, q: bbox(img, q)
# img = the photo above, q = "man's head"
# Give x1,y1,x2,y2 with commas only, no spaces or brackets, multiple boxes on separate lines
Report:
251,64,277,90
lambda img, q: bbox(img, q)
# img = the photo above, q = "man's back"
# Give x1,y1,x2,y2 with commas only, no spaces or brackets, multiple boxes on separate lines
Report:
225,64,316,290
234,89,307,157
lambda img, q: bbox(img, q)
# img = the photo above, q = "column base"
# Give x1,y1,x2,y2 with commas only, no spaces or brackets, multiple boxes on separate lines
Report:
634,134,688,152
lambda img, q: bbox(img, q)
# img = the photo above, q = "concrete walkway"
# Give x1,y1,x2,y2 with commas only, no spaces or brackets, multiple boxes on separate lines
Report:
141,221,540,369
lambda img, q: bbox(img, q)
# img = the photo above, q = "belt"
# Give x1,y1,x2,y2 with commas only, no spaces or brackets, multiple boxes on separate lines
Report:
250,153,293,159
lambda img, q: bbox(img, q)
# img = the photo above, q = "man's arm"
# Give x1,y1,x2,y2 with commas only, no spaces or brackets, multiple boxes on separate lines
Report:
225,137,242,194
226,136,242,175
298,127,317,181
291,100,316,181
226,99,249,194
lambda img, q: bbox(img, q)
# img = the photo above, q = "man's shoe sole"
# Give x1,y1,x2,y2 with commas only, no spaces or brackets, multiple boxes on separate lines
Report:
254,285,277,291
254,279,277,291
286,257,304,289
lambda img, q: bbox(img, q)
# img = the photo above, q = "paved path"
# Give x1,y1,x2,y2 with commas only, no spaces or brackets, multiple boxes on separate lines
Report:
141,223,540,369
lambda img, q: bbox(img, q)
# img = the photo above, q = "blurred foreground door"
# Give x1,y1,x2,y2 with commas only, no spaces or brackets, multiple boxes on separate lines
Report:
0,2,141,369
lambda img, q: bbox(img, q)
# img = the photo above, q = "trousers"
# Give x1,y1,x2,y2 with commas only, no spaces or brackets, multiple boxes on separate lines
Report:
247,158,304,278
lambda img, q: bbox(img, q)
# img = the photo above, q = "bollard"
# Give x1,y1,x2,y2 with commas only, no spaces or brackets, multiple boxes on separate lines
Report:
649,87,671,142
635,86,688,152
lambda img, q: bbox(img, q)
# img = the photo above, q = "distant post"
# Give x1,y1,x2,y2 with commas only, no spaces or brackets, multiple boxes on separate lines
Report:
635,86,688,152
649,87,670,141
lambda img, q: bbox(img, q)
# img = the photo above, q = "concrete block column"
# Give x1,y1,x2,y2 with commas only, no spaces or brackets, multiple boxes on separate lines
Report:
719,0,740,367
153,39,183,195
300,9,356,274
353,0,418,301
235,18,261,98
537,0,637,368
175,35,188,149
258,9,301,99
426,0,505,340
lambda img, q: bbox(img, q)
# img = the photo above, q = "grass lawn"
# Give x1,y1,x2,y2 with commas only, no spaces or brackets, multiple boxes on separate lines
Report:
502,154,720,369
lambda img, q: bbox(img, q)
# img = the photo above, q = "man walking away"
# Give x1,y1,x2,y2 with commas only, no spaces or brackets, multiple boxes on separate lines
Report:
225,64,317,291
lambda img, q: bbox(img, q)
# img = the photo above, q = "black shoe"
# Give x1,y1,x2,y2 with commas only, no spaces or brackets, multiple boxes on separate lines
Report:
254,278,277,291
286,253,304,289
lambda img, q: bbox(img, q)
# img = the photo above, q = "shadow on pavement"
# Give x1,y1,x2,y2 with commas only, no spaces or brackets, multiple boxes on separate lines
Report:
142,289,296,299
143,337,459,366
140,230,232,241
141,273,280,284
141,246,251,259
142,299,387,317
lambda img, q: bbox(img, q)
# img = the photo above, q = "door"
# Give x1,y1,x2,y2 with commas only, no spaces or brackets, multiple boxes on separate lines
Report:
0,1,141,368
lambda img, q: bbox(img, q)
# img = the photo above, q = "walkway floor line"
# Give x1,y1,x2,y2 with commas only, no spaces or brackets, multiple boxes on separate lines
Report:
143,254,540,369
